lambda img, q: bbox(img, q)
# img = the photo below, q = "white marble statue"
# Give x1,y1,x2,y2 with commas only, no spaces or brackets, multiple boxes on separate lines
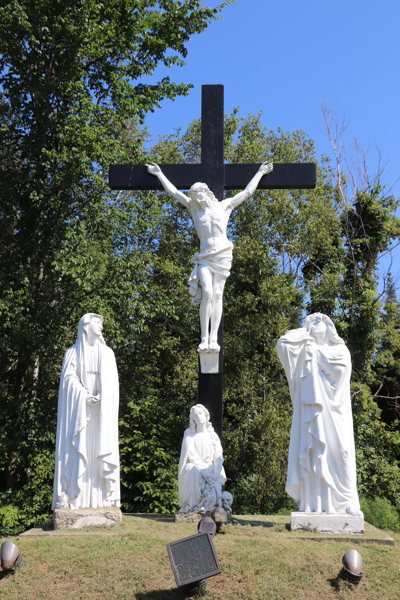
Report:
276,313,361,516
178,404,227,513
146,162,273,352
52,313,120,510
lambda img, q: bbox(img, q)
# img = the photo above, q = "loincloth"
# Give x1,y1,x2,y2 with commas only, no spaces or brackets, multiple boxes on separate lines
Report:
188,242,233,304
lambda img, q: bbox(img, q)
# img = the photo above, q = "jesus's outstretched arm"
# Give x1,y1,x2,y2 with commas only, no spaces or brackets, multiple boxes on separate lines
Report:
223,161,273,210
146,163,191,209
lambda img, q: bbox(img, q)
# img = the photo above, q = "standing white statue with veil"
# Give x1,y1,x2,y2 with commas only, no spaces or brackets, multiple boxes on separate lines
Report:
52,313,120,510
178,404,227,513
276,313,362,517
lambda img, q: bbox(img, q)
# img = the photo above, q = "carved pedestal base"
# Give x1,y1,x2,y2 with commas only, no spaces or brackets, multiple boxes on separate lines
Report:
53,507,123,530
199,352,219,374
291,511,364,534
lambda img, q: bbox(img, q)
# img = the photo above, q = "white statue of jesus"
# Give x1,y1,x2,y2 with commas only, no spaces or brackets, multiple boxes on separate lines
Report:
146,162,273,352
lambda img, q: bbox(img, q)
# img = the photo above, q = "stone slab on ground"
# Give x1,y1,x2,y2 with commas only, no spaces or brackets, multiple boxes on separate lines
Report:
291,511,364,534
174,509,229,524
175,510,212,523
53,507,123,530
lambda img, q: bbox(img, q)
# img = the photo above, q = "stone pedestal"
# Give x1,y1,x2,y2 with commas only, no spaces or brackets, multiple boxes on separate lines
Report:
199,352,219,374
291,511,364,534
53,508,123,530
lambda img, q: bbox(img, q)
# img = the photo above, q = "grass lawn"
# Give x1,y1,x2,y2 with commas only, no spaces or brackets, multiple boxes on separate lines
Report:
0,514,398,600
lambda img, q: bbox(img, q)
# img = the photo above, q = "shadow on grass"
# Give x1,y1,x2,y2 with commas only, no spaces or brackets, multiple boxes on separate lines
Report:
327,570,342,592
233,517,285,529
136,583,205,599
328,569,360,592
126,514,175,523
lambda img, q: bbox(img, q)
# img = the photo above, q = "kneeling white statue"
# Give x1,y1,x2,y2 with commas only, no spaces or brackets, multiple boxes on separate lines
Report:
178,404,227,513
52,313,120,510
276,313,362,516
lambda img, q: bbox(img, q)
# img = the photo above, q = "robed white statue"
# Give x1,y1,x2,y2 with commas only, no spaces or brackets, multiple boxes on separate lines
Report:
276,313,361,516
52,313,120,510
178,404,227,513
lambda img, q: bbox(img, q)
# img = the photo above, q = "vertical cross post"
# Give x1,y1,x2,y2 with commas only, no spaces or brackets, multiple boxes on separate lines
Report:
198,85,225,439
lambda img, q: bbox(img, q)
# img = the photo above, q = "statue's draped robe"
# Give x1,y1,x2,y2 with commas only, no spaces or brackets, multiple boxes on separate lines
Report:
188,240,233,304
276,329,360,514
52,339,120,509
179,427,226,511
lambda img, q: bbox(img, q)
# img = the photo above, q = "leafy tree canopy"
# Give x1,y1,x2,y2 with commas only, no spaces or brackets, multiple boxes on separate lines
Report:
0,3,398,532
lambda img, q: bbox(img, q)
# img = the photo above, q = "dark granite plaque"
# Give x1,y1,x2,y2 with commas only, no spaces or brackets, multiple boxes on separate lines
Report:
167,532,221,587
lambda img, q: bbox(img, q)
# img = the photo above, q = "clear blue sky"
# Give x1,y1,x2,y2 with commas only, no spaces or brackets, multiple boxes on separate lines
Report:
141,0,400,287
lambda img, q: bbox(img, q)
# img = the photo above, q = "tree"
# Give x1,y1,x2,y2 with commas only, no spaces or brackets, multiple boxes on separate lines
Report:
373,273,400,422
0,0,230,532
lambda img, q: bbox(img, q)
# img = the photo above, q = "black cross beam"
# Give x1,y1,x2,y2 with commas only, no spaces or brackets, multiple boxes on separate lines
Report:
109,85,316,440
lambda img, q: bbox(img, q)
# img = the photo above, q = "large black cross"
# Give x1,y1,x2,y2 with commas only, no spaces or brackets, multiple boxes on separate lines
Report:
109,85,316,439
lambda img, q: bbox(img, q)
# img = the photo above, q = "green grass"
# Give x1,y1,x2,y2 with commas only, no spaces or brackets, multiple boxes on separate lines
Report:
0,514,398,600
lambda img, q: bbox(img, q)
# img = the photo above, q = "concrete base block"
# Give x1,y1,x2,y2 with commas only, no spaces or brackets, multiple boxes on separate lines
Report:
199,352,219,374
291,511,364,534
54,508,123,530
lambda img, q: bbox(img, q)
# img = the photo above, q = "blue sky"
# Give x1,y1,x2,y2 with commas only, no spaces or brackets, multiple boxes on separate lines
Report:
141,0,400,287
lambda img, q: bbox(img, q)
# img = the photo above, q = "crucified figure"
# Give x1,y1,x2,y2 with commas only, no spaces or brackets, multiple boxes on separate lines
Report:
146,161,273,352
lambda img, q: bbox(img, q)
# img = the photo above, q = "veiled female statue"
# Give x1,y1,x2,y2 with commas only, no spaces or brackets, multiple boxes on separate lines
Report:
52,313,120,510
178,404,226,512
276,313,361,515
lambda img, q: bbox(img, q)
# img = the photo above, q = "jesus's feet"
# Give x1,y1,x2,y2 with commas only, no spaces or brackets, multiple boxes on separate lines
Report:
209,339,220,352
198,338,208,352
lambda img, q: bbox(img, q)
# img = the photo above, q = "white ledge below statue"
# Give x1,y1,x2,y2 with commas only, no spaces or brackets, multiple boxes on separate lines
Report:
291,511,364,534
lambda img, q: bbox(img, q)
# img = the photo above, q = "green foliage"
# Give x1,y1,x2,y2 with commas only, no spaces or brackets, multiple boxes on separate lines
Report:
0,505,23,537
352,383,400,506
0,0,226,532
0,450,53,535
372,274,400,423
360,496,400,532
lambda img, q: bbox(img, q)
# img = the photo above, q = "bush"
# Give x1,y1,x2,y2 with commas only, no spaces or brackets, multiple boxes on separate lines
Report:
0,505,23,537
360,496,400,532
